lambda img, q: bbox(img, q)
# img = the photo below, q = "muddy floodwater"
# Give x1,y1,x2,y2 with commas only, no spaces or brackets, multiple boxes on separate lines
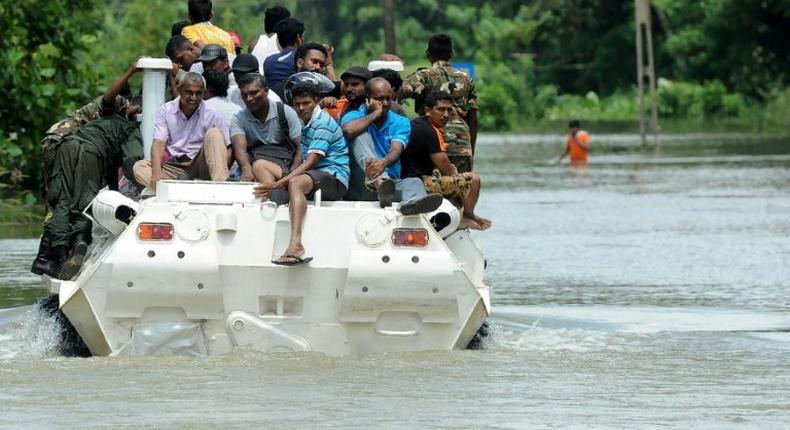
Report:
1,132,789,429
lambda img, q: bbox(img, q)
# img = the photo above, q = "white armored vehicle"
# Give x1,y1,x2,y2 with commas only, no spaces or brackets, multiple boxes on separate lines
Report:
46,59,491,357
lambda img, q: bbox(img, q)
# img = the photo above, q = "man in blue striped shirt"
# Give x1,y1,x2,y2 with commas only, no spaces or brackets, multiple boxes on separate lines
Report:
260,82,349,266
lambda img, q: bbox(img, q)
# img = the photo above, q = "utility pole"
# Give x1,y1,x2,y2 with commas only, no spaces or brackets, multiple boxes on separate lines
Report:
635,0,659,145
382,0,397,54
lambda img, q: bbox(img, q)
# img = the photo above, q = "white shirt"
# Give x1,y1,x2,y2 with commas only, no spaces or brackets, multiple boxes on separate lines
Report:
251,34,281,75
204,96,242,123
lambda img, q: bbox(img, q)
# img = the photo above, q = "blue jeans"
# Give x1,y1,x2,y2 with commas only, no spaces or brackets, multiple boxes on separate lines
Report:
347,132,427,202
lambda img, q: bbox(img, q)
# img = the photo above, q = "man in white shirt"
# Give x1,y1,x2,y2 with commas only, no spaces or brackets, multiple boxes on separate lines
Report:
249,5,291,74
202,68,241,123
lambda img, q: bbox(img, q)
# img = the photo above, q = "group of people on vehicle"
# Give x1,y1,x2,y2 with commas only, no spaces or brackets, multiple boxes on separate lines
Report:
30,0,492,277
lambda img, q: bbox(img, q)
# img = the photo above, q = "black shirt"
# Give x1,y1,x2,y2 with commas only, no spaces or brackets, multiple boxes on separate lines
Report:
401,116,443,178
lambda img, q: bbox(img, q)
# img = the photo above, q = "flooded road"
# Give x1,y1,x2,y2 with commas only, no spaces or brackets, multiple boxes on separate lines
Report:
2,133,790,428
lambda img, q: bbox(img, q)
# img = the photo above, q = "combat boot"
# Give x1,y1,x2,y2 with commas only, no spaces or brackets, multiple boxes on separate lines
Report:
57,233,91,280
30,233,60,277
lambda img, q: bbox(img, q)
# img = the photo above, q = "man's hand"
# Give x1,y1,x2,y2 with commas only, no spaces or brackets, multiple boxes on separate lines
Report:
240,166,255,182
320,96,339,109
366,98,383,119
252,180,284,199
150,170,167,192
366,158,388,179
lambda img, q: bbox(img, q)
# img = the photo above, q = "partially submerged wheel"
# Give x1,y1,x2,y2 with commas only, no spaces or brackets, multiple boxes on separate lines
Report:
35,294,92,357
466,319,491,350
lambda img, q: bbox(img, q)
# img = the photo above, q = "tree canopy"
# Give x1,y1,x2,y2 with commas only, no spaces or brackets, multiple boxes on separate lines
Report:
1,0,788,196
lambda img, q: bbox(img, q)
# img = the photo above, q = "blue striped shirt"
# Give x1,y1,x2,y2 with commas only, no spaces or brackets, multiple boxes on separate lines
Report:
302,107,350,187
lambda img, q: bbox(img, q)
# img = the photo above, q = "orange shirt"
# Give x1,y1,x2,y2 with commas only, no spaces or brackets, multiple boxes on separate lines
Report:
324,98,352,120
566,130,590,164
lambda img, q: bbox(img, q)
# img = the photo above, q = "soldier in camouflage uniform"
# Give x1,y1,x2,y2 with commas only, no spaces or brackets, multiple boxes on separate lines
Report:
31,61,143,278
399,34,478,173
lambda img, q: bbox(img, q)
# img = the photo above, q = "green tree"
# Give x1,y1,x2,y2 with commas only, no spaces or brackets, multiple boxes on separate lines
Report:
0,0,102,196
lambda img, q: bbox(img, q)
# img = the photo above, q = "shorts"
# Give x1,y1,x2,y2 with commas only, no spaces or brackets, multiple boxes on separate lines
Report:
422,169,474,199
306,170,347,201
250,146,293,175
448,155,473,173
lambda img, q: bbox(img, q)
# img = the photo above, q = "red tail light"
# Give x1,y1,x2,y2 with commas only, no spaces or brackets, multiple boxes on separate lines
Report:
137,223,174,241
392,228,428,247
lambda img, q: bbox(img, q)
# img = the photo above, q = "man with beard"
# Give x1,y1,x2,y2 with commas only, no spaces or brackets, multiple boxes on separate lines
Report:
324,66,371,121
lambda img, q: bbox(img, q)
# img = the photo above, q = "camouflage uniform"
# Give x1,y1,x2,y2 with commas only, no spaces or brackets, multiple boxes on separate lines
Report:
422,169,474,200
45,105,139,248
41,95,128,198
401,61,478,173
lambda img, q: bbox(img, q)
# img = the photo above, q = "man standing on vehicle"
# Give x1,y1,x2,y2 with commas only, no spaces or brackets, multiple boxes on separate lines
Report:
399,34,478,173
133,72,231,191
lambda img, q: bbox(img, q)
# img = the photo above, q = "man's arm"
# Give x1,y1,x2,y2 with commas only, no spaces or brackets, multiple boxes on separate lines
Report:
231,134,254,181
366,141,404,179
467,109,478,156
430,152,458,176
341,99,383,140
149,139,167,191
102,58,140,107
287,137,303,175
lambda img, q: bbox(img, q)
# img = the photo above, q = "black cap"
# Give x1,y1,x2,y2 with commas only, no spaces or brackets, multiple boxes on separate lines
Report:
231,53,259,73
341,66,372,82
197,44,228,62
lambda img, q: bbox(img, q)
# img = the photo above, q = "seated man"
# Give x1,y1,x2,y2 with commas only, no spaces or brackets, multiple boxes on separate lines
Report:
202,68,240,123
324,66,371,121
230,73,301,189
401,92,492,230
133,72,231,191
42,61,144,279
227,54,282,107
340,77,427,206
197,44,235,86
257,83,350,266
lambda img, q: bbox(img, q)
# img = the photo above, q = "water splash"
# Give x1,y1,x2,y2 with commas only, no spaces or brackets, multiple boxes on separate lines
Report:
0,305,63,360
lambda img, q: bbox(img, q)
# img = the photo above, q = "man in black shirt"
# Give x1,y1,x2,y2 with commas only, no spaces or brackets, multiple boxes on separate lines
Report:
401,92,491,230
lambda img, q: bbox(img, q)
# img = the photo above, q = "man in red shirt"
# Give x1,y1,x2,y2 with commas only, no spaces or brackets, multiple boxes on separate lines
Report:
557,119,590,166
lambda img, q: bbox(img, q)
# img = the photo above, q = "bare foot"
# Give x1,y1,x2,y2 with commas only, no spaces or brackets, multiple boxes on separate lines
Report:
458,216,483,230
473,215,492,230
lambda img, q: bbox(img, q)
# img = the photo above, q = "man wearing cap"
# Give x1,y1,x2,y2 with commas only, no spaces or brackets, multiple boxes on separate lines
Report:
133,72,231,191
228,53,282,107
324,66,371,121
198,44,236,87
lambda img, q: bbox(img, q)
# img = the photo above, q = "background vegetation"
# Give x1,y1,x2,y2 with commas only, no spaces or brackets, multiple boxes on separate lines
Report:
1,0,789,201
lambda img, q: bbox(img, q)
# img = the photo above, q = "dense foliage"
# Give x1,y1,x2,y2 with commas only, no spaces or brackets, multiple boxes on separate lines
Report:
1,0,789,198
